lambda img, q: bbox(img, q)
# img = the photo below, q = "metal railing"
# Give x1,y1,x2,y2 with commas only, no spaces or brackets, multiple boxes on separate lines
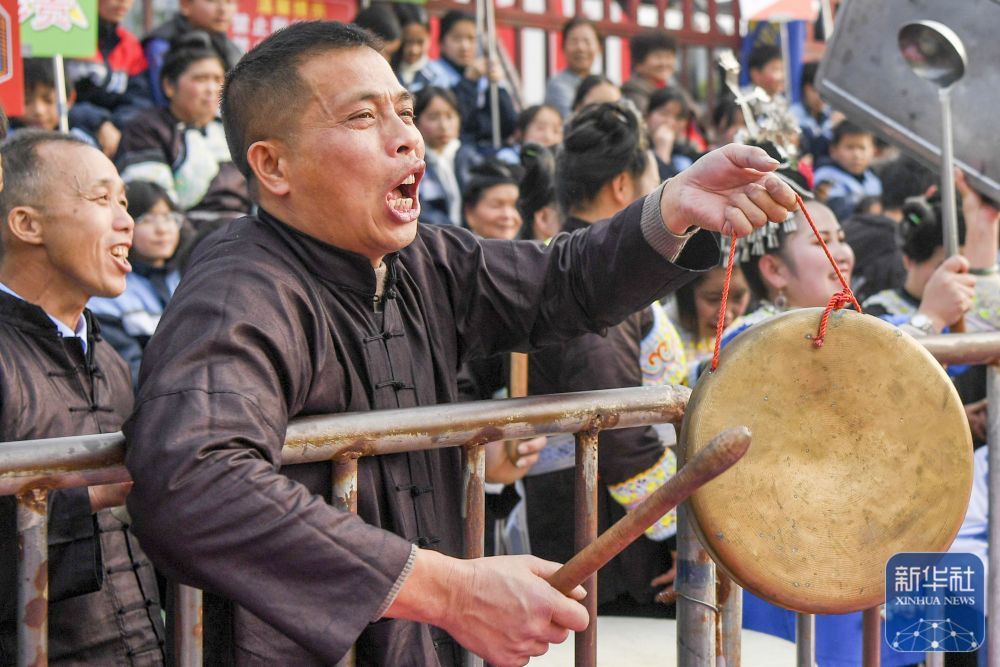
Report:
4,332,1000,667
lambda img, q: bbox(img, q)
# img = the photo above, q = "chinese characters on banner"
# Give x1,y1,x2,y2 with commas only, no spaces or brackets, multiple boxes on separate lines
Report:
230,0,354,52
0,0,24,116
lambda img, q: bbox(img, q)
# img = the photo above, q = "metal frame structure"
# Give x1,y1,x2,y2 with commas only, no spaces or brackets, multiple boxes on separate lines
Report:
3,332,1000,666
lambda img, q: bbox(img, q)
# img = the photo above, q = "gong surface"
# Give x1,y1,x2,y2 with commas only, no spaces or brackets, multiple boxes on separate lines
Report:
681,309,973,614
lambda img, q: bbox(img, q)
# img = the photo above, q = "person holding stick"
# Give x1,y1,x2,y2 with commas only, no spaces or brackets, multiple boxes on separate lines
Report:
123,21,798,666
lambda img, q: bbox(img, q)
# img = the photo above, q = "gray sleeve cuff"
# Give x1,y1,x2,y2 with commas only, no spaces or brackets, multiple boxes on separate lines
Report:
640,181,698,262
372,543,418,621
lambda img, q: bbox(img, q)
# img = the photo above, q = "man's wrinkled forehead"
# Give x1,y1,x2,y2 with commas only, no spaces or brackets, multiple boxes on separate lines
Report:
296,46,405,112
38,142,123,196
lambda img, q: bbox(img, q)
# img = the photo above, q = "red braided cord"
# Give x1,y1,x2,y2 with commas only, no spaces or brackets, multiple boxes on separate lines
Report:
710,236,738,372
709,194,863,369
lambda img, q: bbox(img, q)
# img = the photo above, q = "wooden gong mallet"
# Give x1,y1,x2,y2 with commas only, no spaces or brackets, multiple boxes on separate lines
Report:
546,426,751,594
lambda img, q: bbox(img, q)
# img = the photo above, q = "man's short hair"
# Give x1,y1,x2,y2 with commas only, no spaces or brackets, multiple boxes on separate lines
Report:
629,31,677,68
878,156,936,210
800,61,819,92
831,120,873,146
0,131,91,260
23,58,73,98
221,21,380,185
748,44,782,72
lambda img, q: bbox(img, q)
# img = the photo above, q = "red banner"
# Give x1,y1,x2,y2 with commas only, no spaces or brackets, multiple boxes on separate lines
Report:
230,0,356,52
0,0,23,117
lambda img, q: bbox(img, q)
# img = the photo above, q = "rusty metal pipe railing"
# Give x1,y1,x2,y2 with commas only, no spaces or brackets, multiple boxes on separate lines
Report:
17,489,48,667
717,575,741,666
677,503,716,666
987,364,1000,666
0,386,690,496
1,385,688,667
573,429,600,667
7,329,1000,666
795,612,814,667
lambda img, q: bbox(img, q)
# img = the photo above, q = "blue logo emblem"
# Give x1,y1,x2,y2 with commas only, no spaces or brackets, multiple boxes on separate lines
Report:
885,552,985,652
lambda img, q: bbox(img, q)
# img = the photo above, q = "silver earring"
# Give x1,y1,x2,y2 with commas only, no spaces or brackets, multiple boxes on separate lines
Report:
774,290,788,310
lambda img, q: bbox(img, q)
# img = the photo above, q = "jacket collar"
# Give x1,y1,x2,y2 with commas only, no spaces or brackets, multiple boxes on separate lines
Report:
256,208,400,296
562,216,593,234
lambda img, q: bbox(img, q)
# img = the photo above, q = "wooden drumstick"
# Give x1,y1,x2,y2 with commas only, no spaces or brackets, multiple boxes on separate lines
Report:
546,426,751,595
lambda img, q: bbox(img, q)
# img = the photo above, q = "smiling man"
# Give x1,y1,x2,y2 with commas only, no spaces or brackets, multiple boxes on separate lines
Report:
0,131,165,663
123,21,798,667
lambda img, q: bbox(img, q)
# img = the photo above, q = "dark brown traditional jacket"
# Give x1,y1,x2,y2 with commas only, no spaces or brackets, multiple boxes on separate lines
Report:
123,190,718,665
0,292,165,665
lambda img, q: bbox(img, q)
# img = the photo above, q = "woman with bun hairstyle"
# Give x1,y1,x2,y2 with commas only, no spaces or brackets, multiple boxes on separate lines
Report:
523,102,688,616
516,143,560,241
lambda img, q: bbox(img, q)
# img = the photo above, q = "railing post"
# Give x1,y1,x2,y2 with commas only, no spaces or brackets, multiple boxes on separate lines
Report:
172,584,203,666
677,502,716,666
988,364,1000,665
462,444,486,667
574,428,599,667
795,612,814,667
17,488,48,667
333,459,360,667
717,574,741,666
862,606,881,667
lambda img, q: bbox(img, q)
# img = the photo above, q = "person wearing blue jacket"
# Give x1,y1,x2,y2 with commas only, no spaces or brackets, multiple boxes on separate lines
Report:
89,181,187,384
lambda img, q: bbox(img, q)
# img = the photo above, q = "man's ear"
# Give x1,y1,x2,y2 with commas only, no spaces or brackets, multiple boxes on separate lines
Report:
758,253,791,292
5,207,45,248
162,78,176,102
246,140,291,198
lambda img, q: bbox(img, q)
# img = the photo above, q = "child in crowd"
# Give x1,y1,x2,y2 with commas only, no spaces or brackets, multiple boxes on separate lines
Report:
392,3,433,92
746,44,785,99
571,74,622,115
427,10,517,148
414,86,482,226
495,104,563,164
12,59,110,152
143,0,241,106
89,181,189,384
671,263,750,381
789,61,838,164
545,17,601,118
646,87,701,179
67,0,152,153
813,121,883,221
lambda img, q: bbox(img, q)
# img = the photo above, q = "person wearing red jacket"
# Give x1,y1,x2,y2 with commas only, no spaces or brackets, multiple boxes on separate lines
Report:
67,0,153,156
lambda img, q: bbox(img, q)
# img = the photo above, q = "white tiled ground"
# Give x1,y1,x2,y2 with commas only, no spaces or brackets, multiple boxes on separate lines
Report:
529,616,797,666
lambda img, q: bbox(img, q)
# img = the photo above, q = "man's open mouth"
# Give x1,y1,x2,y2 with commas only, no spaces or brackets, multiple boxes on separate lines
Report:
387,173,419,212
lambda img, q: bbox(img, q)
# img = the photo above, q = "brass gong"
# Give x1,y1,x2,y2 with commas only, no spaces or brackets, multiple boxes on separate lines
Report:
680,308,973,614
